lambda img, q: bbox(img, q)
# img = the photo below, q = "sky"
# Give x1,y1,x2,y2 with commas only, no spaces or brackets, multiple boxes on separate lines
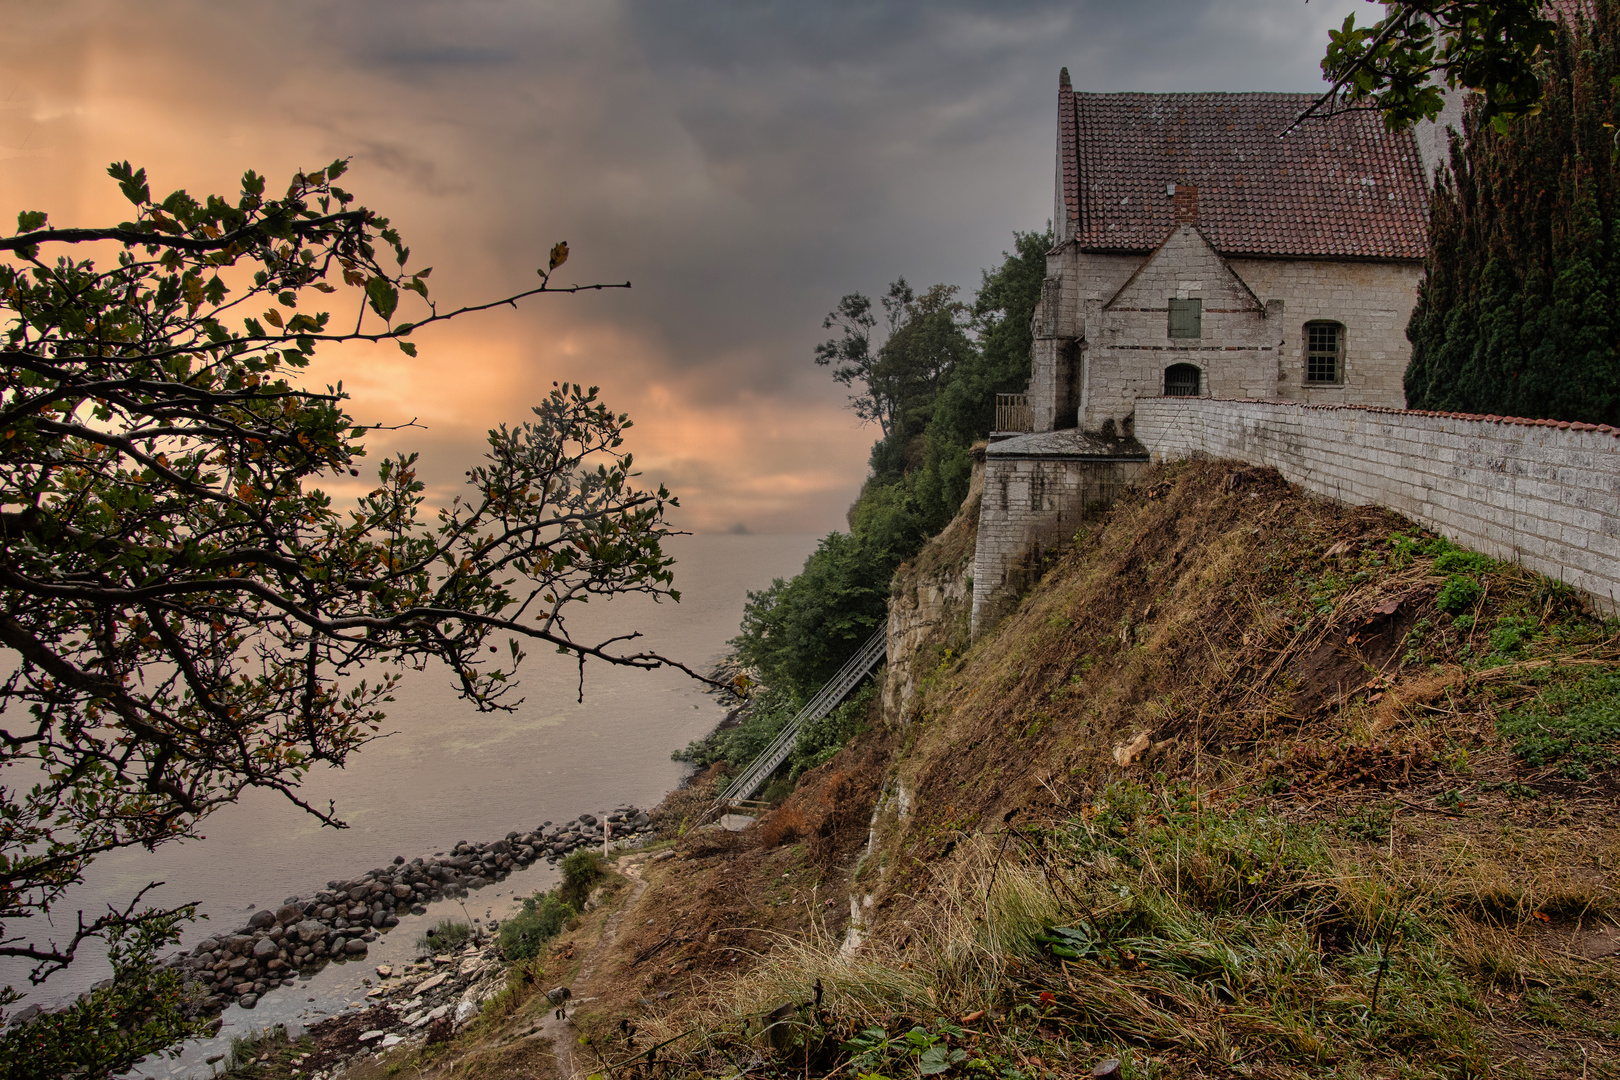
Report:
0,0,1367,536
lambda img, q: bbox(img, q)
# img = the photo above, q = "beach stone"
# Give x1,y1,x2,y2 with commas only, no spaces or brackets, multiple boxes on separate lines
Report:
578,813,597,826
238,993,258,1009
294,920,326,944
252,938,278,961
345,938,368,955
234,982,254,996
248,910,276,929
276,904,302,925
193,938,220,955
411,904,427,915
318,906,337,921
358,1030,384,1043
391,883,413,899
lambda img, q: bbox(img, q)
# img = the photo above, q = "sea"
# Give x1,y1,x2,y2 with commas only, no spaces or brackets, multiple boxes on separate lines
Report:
0,532,819,1077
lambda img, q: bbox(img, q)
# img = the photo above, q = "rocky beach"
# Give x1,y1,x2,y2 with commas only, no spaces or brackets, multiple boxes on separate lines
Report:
1,806,657,1035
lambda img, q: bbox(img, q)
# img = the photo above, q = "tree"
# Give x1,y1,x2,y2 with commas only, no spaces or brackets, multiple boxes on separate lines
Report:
1310,0,1558,131
735,231,1050,704
1405,2,1620,423
813,279,915,438
0,160,701,1076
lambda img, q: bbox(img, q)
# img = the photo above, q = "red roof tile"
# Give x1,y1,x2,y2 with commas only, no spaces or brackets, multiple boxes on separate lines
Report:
1065,91,1429,260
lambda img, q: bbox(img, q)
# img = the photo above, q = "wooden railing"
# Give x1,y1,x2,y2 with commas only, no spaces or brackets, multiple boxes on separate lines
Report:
995,393,1034,433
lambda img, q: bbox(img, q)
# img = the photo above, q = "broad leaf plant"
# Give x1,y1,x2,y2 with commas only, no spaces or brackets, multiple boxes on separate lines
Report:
0,160,692,1075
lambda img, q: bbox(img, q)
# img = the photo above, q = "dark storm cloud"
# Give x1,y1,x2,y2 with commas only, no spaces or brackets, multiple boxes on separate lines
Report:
0,0,1362,533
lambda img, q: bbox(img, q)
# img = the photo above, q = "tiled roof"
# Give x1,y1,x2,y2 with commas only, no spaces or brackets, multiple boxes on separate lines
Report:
1065,91,1430,260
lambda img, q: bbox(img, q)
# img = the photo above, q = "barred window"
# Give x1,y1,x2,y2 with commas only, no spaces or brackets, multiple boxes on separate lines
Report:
1164,363,1201,397
1305,322,1344,384
1167,298,1202,339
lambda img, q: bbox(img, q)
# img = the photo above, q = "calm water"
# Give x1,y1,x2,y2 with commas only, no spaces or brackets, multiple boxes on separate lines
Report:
3,533,817,1071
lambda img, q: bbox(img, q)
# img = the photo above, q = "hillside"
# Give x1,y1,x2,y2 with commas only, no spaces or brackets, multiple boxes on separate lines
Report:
231,460,1620,1080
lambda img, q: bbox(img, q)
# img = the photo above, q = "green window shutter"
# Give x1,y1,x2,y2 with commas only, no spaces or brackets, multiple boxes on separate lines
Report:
1168,298,1202,339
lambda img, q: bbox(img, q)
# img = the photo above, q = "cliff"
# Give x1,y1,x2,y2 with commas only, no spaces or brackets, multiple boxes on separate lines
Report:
228,460,1620,1080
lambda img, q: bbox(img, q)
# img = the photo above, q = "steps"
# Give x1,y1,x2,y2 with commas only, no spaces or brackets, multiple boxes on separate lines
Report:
710,626,887,812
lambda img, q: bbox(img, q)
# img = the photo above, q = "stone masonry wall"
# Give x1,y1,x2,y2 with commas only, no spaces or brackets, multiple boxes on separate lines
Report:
1227,258,1419,408
1135,398,1620,612
970,455,1149,636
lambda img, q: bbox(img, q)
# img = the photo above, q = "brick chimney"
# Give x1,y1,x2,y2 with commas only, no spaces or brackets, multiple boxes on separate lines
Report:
1172,184,1200,225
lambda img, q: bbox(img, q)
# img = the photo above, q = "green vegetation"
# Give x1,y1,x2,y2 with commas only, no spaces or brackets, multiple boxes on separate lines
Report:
497,894,575,962
1318,0,1556,132
557,850,606,910
1406,0,1620,423
675,683,877,780
416,918,474,953
0,159,685,1070
1499,668,1620,779
734,229,1049,704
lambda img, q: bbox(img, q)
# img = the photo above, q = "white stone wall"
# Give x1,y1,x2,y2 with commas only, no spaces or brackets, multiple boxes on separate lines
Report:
1028,242,1420,435
1228,258,1420,408
1136,398,1620,612
969,455,1149,636
1083,227,1279,431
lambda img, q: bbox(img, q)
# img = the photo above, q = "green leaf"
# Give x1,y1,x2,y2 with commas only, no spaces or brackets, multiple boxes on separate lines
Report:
15,210,46,233
398,340,417,357
365,276,399,320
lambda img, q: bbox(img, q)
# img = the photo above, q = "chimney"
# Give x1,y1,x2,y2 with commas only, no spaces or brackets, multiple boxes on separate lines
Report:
1060,66,1071,91
1172,184,1199,225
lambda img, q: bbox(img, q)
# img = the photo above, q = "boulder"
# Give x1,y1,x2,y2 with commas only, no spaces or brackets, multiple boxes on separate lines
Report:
275,904,302,925
345,938,368,954
391,883,413,900
252,938,278,962
247,910,276,929
238,993,258,1009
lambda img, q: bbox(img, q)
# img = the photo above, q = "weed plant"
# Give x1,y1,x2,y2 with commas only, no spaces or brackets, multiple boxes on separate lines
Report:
497,894,574,961
415,918,473,953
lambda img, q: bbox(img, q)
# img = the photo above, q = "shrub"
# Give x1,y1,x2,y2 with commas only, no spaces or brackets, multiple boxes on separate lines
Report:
558,850,606,909
497,893,574,961
415,918,473,953
1436,574,1484,616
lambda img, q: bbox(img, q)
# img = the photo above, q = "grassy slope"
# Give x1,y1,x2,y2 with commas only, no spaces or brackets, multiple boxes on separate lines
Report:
226,460,1620,1080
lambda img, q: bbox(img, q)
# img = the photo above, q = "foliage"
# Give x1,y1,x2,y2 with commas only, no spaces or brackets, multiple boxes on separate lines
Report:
496,893,574,961
732,531,896,701
1436,574,1484,615
1316,0,1558,132
0,161,695,1071
557,850,606,910
0,908,202,1080
790,682,876,777
1406,2,1620,423
416,918,474,953
1499,668,1620,778
741,230,1049,702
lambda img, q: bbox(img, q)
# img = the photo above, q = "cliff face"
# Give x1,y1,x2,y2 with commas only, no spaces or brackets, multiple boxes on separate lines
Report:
882,460,982,722
352,459,1620,1080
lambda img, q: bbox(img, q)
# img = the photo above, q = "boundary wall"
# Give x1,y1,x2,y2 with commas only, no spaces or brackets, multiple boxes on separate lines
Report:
1134,398,1620,613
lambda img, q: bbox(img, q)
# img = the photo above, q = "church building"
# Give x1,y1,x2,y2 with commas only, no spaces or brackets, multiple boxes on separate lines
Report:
971,71,1442,635
1017,69,1437,438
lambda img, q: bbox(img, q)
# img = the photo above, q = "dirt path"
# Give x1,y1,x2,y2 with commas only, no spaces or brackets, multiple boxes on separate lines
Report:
541,854,650,1080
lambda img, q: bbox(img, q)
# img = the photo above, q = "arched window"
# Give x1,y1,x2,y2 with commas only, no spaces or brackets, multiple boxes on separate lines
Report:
1304,321,1345,385
1164,363,1201,397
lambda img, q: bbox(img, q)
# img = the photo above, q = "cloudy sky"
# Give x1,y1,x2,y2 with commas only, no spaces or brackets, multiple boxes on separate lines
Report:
0,0,1364,535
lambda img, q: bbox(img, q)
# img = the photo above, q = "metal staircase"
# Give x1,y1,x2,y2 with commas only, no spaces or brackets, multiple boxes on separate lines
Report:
710,626,888,814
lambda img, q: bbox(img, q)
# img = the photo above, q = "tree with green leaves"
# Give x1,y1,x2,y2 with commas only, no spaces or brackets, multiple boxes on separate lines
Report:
1311,0,1558,131
0,160,699,1077
1405,2,1620,423
736,230,1050,705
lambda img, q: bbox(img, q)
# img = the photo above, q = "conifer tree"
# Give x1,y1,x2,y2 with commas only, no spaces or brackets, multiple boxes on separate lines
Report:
1406,1,1620,423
